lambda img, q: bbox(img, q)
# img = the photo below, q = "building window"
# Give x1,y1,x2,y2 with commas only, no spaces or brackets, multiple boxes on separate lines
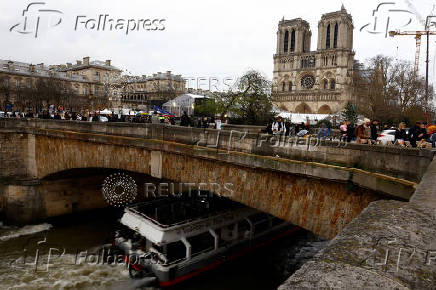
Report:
330,79,336,90
288,81,292,92
283,31,289,53
326,24,331,49
300,56,315,68
3,78,9,88
333,23,338,48
332,55,336,66
282,82,286,91
16,79,21,88
301,75,315,89
290,30,295,52
26,79,32,88
323,79,328,90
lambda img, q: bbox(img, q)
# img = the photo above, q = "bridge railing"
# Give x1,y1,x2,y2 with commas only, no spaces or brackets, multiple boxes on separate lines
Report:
0,118,434,182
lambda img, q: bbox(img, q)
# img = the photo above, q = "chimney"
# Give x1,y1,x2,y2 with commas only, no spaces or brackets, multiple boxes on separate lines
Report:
67,62,72,68
105,60,111,66
141,75,146,78
166,71,171,75
76,60,82,65
49,67,54,76
83,57,90,65
29,64,35,72
7,61,13,70
37,63,44,69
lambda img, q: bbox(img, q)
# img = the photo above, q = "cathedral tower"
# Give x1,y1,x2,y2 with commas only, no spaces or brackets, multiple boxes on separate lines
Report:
317,5,353,51
276,18,312,54
273,6,355,115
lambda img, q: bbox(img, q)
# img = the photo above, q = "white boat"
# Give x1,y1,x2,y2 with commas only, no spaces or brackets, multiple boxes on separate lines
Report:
112,194,299,287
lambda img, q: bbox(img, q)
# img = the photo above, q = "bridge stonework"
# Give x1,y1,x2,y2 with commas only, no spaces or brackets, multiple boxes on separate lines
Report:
1,129,380,239
0,119,428,239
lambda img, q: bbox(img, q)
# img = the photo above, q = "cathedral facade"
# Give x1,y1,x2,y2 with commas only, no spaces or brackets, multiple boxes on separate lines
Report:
272,5,355,114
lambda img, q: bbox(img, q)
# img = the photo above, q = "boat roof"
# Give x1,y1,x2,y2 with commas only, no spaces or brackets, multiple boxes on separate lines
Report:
120,196,257,245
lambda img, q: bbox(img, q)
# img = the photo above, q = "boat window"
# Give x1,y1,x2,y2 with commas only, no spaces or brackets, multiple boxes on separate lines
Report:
187,232,215,255
238,220,251,239
166,241,187,262
248,213,270,224
220,224,237,242
254,220,270,236
271,217,284,227
214,228,227,246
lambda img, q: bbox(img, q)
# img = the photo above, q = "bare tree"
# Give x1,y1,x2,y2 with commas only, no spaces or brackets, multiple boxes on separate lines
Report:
353,55,434,124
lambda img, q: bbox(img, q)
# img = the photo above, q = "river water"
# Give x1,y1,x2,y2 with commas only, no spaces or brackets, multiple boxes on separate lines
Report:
0,209,328,290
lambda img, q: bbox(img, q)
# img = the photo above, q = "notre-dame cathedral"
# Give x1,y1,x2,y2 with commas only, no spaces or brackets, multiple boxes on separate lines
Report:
273,5,355,114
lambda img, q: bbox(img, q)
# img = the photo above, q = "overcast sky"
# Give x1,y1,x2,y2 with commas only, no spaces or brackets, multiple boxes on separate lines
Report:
1,0,435,89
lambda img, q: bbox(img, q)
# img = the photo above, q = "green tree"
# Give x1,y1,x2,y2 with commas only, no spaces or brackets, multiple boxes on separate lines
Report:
341,101,358,124
195,70,275,125
194,98,217,117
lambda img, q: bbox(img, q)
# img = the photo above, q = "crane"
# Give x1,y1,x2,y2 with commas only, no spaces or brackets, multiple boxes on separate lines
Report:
388,16,436,122
389,28,436,123
388,30,436,77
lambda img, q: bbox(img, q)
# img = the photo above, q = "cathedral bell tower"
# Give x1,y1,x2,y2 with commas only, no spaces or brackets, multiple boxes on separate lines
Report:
276,18,312,54
317,4,353,51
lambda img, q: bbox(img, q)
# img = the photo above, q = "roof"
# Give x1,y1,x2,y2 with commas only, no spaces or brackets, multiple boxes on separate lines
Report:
123,71,185,83
184,93,207,99
0,59,90,82
121,198,256,244
57,60,122,72
162,94,208,107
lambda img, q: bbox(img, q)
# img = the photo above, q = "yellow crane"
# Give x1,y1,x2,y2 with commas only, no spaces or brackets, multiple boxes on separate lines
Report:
389,29,436,123
389,30,436,77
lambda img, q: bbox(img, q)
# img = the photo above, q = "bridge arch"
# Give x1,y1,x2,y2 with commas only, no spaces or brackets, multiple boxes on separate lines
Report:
0,121,421,239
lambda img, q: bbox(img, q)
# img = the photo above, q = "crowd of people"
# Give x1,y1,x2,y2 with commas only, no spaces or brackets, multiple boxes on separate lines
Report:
4,110,436,149
1,110,222,129
265,116,436,148
340,119,435,148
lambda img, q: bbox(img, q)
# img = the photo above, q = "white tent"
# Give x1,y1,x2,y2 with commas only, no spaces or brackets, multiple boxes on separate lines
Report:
277,112,331,125
162,94,208,117
99,109,113,115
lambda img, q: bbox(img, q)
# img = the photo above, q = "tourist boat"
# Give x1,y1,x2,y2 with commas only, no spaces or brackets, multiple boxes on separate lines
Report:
112,194,300,287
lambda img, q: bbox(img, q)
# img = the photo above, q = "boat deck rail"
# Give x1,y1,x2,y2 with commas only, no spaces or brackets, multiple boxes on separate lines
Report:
125,197,244,230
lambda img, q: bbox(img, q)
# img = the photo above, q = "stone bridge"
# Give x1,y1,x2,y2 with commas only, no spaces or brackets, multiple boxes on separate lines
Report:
1,119,436,288
0,119,432,241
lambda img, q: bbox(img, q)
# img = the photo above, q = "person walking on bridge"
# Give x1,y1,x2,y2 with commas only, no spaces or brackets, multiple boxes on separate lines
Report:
180,111,190,127
355,118,371,144
271,116,286,135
